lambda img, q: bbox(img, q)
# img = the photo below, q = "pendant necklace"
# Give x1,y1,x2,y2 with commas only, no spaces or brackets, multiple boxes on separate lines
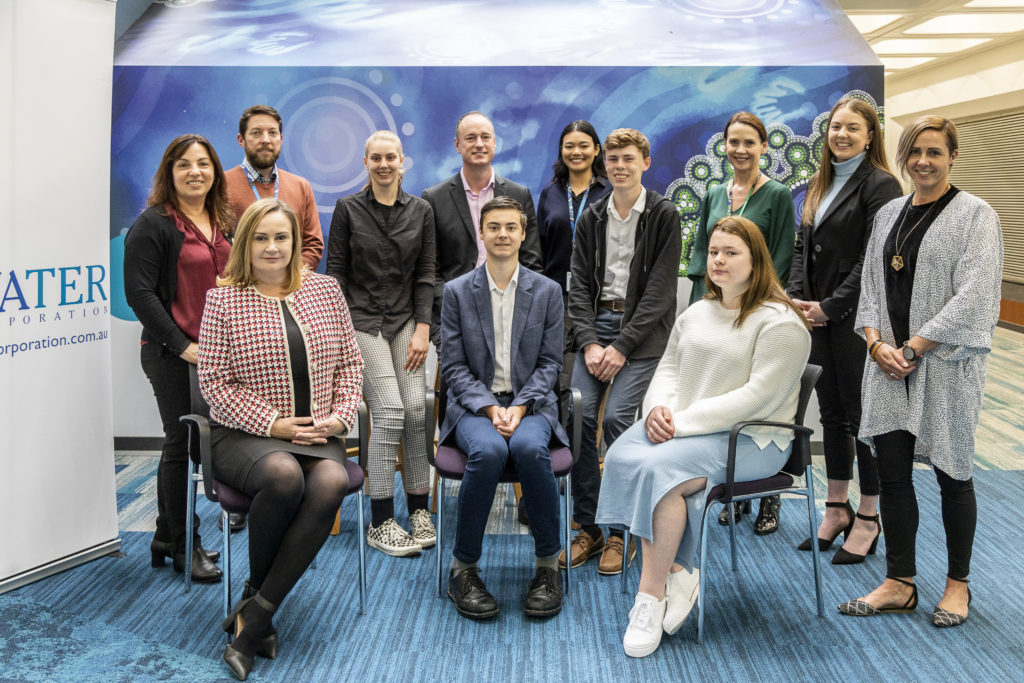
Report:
890,184,948,271
727,171,760,217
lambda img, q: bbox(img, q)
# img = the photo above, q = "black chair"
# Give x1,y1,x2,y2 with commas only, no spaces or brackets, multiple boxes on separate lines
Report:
425,377,582,596
181,365,369,618
620,363,824,642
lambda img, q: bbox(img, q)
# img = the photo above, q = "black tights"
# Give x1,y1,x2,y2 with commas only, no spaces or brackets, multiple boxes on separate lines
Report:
875,430,976,580
242,452,348,605
232,452,347,655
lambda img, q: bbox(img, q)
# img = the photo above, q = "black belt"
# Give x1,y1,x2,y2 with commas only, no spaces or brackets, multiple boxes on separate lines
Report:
599,299,626,313
493,391,513,398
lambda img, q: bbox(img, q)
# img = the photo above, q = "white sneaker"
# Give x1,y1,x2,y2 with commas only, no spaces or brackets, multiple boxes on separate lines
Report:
408,508,437,548
663,568,700,634
623,592,666,658
367,518,422,557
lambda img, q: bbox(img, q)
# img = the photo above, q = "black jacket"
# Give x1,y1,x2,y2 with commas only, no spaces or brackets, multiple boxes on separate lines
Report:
788,160,902,321
568,190,681,360
123,205,192,354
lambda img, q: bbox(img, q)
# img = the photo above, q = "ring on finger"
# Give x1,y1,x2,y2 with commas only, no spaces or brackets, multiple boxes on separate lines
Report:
889,372,897,379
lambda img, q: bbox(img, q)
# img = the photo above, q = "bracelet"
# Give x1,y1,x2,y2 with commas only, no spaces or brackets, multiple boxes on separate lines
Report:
868,340,883,360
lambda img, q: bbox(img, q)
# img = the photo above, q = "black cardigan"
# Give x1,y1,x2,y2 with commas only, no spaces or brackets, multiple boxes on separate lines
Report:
788,160,902,321
123,205,191,355
567,190,682,360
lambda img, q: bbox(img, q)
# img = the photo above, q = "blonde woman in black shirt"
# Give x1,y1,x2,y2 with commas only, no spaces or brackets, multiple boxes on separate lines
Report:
327,130,437,557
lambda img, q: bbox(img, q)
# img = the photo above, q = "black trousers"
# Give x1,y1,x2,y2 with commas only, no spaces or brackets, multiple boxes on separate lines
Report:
875,430,976,579
809,316,878,495
140,340,201,552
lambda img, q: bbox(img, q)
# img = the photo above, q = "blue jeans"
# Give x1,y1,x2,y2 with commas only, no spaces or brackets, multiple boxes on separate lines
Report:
453,395,558,563
569,309,659,527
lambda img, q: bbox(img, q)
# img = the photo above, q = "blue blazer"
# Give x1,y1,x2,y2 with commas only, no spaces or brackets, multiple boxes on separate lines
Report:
439,264,568,447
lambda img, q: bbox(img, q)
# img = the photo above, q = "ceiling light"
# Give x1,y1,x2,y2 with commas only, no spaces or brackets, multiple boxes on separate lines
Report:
879,56,936,69
848,14,902,33
964,1,1024,8
871,38,991,54
906,14,1024,33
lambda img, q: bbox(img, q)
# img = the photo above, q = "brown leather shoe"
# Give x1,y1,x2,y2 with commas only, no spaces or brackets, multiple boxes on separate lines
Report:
598,535,636,575
558,530,605,569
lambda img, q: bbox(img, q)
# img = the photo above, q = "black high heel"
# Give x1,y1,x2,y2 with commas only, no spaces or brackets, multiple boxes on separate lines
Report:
223,592,279,680
150,539,220,566
239,580,278,659
933,577,971,627
797,500,854,551
833,513,881,565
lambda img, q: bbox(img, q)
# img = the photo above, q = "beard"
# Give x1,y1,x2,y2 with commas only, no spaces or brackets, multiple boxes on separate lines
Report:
246,146,280,171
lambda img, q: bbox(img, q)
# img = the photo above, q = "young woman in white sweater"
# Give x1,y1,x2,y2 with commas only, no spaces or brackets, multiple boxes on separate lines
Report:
596,215,811,657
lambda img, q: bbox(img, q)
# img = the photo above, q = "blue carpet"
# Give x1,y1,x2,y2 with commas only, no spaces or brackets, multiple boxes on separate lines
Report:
2,468,1024,682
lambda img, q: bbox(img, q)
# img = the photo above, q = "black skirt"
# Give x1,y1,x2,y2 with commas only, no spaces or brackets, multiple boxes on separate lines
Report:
211,426,347,490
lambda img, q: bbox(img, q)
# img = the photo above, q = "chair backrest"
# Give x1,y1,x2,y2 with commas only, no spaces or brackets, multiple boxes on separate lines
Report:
187,364,211,419
780,363,823,476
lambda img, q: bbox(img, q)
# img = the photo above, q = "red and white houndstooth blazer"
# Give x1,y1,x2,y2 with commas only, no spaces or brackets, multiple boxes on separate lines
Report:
198,272,364,437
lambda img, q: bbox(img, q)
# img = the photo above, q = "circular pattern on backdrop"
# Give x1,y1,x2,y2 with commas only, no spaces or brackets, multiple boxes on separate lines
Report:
275,76,399,209
667,0,787,20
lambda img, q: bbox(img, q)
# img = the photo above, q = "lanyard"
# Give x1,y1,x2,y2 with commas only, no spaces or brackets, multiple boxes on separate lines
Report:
567,182,591,238
727,172,759,217
249,175,279,201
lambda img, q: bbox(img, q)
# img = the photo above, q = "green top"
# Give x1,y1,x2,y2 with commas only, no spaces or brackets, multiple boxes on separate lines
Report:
687,178,796,305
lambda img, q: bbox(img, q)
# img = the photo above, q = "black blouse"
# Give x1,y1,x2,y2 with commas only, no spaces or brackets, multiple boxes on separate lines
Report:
281,301,311,418
883,186,959,345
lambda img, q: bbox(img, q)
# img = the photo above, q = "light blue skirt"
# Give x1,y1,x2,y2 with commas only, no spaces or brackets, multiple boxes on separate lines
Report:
595,422,790,570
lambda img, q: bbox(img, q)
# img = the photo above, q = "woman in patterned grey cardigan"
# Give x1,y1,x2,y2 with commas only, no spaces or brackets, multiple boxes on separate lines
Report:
838,116,1002,628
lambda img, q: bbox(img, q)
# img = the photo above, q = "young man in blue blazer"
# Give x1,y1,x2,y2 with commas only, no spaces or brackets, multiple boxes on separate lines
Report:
439,196,568,620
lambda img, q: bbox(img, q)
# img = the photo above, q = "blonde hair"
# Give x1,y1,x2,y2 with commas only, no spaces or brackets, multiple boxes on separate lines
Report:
895,115,958,181
802,97,895,226
704,216,809,330
362,130,404,190
219,198,304,294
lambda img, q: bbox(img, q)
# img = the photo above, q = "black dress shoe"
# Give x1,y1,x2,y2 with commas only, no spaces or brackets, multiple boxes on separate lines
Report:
173,548,223,583
754,495,781,535
219,512,248,533
447,567,498,619
717,501,751,526
150,540,220,566
524,566,562,618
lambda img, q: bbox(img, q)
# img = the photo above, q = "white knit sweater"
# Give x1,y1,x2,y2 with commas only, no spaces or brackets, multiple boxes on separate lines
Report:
641,299,811,449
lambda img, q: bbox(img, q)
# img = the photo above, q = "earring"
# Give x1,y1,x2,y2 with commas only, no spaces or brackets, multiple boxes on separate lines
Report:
865,143,870,150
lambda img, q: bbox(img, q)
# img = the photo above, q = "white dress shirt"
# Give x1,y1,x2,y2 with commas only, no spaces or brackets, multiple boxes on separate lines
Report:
603,188,646,300
486,263,519,394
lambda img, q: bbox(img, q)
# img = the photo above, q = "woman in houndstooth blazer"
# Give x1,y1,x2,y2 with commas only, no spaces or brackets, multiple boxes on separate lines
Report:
198,197,363,681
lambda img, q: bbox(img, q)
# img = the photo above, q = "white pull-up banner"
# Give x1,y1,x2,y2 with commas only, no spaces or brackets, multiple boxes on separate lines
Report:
0,0,120,592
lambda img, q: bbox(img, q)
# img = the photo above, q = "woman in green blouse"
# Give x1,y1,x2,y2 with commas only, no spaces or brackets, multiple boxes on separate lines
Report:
687,111,797,534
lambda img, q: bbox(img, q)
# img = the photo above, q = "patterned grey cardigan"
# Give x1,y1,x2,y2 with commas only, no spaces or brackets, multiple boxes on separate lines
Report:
855,190,1002,480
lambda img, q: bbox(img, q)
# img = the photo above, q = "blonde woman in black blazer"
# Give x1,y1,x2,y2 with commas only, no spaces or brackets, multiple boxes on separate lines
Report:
788,97,901,564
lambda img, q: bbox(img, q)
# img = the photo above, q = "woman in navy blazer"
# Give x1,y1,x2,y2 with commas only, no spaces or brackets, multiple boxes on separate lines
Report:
788,96,902,564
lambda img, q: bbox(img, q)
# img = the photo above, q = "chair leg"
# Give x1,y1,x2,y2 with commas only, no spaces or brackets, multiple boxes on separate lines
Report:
620,529,630,594
436,477,444,598
697,508,710,643
222,509,232,629
564,474,572,597
806,466,824,617
357,490,366,615
728,501,738,572
184,460,198,594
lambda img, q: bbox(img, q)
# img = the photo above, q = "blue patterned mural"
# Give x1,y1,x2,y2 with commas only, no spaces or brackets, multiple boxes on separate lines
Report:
110,0,883,321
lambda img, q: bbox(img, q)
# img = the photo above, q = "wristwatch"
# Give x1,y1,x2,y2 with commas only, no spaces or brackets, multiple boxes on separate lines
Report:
901,344,919,361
